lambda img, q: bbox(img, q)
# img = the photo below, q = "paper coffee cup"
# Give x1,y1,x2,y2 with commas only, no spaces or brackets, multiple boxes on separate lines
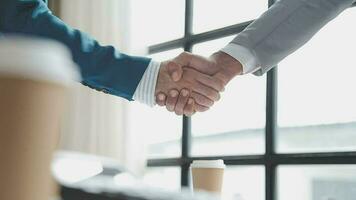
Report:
0,37,79,200
190,160,225,194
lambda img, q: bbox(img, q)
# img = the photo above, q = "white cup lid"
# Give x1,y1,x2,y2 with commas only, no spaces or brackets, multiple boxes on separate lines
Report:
0,36,80,85
190,160,225,169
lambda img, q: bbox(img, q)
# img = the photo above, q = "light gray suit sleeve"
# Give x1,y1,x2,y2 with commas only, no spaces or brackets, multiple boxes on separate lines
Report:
231,0,355,76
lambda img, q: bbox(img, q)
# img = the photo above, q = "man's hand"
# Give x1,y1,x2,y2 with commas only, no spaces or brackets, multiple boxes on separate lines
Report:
155,57,225,116
156,51,243,115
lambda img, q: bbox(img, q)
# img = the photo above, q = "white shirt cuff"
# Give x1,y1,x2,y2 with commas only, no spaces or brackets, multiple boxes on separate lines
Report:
133,60,161,107
221,43,260,74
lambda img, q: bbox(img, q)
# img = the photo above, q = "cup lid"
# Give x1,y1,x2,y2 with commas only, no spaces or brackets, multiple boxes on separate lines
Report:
190,160,225,169
0,36,80,85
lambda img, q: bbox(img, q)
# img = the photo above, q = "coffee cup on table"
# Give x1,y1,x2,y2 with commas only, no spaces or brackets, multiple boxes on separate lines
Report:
190,159,225,195
0,37,79,200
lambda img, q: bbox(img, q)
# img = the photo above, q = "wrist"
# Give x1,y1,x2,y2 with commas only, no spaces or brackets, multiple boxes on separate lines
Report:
212,51,243,76
210,51,243,84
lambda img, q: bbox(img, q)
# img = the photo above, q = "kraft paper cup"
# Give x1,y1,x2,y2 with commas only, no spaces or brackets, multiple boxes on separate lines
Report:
0,36,79,200
191,160,225,195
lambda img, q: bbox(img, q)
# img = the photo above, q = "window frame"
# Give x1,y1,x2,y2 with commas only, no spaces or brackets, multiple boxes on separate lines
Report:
146,1,356,200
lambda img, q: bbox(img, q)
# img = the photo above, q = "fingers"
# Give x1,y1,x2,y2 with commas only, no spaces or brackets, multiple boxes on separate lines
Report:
155,93,166,106
194,103,210,112
158,89,211,116
213,71,230,86
166,61,183,82
157,89,209,116
166,89,179,112
174,89,190,115
192,81,221,102
190,92,214,108
156,89,189,116
195,74,225,92
183,98,195,116
180,68,221,102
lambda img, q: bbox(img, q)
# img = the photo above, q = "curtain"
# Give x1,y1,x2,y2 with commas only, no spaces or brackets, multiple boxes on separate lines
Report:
54,0,146,175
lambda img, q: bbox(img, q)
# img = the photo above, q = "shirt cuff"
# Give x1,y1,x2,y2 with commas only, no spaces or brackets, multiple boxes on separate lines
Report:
133,60,161,107
221,43,260,74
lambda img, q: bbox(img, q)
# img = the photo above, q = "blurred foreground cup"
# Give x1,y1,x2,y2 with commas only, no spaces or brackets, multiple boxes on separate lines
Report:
0,37,79,200
191,160,225,195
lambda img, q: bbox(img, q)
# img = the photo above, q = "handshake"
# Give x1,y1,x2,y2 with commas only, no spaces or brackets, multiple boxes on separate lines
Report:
155,51,243,116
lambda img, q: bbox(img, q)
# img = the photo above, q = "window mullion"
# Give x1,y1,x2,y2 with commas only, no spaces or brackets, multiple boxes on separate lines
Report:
265,0,277,199
181,0,194,187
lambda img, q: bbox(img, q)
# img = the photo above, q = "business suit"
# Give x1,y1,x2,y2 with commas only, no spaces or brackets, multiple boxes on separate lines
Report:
0,0,150,100
223,0,356,76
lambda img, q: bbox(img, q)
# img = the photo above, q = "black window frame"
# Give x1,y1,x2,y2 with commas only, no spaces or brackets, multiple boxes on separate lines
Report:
146,1,356,200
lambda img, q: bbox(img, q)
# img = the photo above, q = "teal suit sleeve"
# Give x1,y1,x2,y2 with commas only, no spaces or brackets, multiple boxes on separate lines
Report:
0,0,151,100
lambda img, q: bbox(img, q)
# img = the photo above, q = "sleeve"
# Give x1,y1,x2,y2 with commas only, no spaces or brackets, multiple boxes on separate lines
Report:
133,60,161,107
229,0,355,76
0,0,151,100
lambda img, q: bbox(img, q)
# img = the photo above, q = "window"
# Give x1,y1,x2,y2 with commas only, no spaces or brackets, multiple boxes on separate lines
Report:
193,0,266,33
192,36,266,157
277,8,356,153
130,1,356,200
278,165,356,200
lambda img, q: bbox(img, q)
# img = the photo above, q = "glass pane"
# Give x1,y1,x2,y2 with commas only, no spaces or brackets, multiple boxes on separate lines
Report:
193,0,267,33
127,50,184,159
191,37,266,156
143,167,180,191
223,166,265,200
130,0,184,47
150,48,183,62
127,103,181,158
278,165,356,200
277,8,356,153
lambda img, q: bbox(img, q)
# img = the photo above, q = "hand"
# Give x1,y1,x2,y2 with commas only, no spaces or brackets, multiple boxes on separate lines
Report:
155,57,225,116
156,51,243,115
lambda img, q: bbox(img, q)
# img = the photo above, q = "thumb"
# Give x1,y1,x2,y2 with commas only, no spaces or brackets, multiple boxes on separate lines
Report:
166,61,183,82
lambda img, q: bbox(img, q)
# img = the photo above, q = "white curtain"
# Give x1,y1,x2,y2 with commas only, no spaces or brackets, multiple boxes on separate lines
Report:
57,0,146,175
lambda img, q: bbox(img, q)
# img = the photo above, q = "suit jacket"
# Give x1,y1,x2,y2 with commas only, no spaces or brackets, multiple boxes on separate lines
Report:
231,0,356,76
0,0,150,100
